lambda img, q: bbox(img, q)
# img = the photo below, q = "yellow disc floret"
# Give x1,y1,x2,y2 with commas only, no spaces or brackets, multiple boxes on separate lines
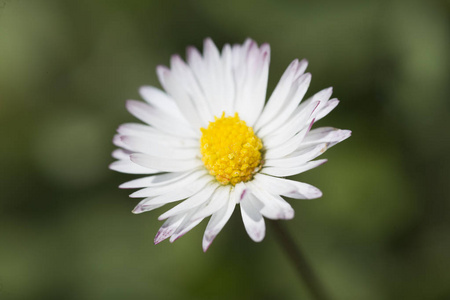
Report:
200,112,263,186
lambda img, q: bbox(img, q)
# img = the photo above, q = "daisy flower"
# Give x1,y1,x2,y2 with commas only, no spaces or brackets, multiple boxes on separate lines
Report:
110,38,351,252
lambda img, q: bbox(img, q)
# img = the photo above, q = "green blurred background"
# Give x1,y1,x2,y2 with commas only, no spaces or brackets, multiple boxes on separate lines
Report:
1,0,449,299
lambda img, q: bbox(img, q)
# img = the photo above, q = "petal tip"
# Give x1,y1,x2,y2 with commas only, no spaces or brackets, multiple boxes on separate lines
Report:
202,234,214,252
118,182,128,189
249,230,265,242
129,153,139,164
156,65,170,79
154,227,172,245
299,58,309,64
340,130,352,141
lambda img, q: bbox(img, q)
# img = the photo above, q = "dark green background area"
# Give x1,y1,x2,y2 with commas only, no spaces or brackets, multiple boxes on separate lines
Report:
1,0,449,299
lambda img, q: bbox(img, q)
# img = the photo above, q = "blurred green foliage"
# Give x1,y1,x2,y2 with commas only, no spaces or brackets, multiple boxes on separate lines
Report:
1,0,449,299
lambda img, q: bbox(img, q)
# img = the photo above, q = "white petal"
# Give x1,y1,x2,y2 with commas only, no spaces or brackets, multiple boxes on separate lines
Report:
255,59,308,131
154,214,185,244
118,124,199,148
186,43,225,118
113,134,130,150
246,182,294,220
120,135,199,160
112,149,132,160
297,58,309,74
192,185,230,220
129,170,206,198
187,39,236,116
262,101,318,149
119,171,193,189
171,217,205,243
219,44,235,115
109,160,159,174
257,72,311,136
132,201,165,214
130,153,202,172
186,46,217,113
240,196,265,242
233,181,247,203
136,175,212,206
157,182,218,220
126,100,198,138
157,66,203,129
117,123,160,140
256,59,299,126
201,38,225,117
202,192,236,252
234,42,270,126
169,54,213,125
253,173,322,199
264,143,328,168
139,86,187,121
302,127,352,148
315,98,339,122
263,119,315,160
186,46,204,76
203,38,222,69
170,204,207,242
261,159,328,177
298,87,333,120
117,122,157,135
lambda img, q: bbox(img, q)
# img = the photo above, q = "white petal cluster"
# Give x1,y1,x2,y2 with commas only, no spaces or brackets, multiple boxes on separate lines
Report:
110,38,351,251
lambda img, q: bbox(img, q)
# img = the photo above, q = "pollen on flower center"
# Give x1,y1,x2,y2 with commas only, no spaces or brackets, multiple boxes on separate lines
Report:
200,112,263,186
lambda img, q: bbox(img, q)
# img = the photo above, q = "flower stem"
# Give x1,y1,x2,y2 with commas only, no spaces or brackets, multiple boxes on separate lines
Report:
271,221,330,300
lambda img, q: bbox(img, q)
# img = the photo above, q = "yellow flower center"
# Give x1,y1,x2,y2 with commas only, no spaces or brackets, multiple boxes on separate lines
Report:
200,113,263,186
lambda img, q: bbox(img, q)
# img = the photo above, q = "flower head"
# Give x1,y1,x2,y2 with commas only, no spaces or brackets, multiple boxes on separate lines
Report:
110,38,351,251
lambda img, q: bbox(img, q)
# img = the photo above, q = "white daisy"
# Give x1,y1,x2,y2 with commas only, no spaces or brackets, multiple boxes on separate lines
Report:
110,38,351,252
